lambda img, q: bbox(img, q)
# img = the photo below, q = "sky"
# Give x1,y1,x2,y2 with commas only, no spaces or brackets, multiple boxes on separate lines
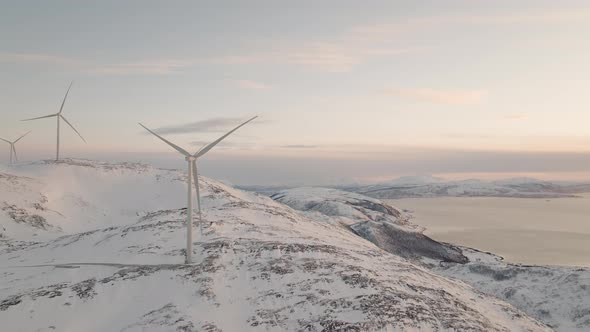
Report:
1,1,590,185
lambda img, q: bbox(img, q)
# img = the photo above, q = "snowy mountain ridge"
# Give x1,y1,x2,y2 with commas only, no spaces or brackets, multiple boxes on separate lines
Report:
271,187,468,264
0,159,550,331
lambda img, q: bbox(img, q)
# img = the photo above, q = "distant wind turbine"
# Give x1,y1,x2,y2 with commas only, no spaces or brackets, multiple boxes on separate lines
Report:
21,82,86,161
139,116,257,264
0,131,32,164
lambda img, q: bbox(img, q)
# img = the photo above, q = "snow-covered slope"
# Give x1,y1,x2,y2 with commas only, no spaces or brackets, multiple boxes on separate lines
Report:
269,187,411,229
0,159,187,243
346,177,590,199
271,187,467,264
432,248,590,331
268,186,590,332
0,160,549,331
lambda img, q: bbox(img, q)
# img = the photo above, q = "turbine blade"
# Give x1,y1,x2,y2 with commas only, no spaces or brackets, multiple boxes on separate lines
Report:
14,131,32,143
60,115,86,143
138,123,190,157
58,81,73,114
194,116,257,158
21,113,57,121
12,145,18,162
195,142,208,155
0,137,11,144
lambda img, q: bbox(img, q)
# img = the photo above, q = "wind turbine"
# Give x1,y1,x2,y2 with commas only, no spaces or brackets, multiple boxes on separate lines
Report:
21,82,86,161
0,131,32,164
139,116,257,264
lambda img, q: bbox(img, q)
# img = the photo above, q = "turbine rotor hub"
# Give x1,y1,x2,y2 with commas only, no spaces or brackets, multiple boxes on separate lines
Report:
186,156,196,162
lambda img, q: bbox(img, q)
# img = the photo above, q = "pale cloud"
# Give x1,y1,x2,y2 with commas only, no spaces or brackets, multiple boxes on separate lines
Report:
504,113,528,120
88,59,193,75
1,46,379,74
384,88,488,105
279,43,363,72
4,9,588,75
211,8,590,72
0,51,193,75
232,79,272,90
215,42,416,73
274,43,415,72
432,134,590,153
280,145,319,149
189,139,259,152
190,140,234,147
348,9,590,41
455,9,590,24
148,117,262,135
442,133,495,140
0,52,84,66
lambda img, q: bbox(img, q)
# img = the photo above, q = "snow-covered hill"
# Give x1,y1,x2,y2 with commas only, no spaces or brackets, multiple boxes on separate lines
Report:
271,187,468,264
268,186,590,332
345,177,590,199
0,159,186,243
0,160,549,331
432,248,590,331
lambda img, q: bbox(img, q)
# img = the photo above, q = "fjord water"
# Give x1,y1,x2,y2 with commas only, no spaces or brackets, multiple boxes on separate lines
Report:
391,194,590,267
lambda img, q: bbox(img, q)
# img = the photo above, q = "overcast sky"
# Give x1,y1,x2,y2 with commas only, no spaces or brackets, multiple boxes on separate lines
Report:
1,1,590,185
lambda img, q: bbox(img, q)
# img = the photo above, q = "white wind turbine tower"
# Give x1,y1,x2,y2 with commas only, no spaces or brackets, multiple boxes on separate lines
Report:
21,82,86,161
0,131,32,164
139,116,257,264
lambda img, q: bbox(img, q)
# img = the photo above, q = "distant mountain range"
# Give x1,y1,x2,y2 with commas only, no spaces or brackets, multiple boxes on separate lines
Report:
241,176,590,199
343,176,590,199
